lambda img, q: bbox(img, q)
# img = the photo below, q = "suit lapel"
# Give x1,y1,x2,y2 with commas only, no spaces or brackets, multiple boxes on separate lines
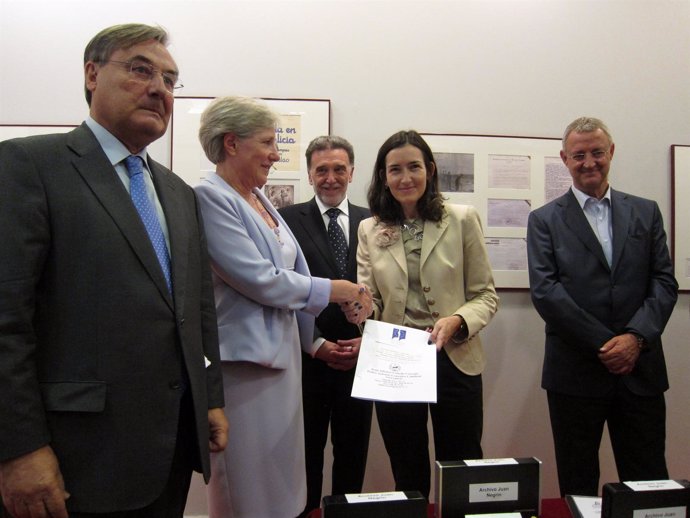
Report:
150,159,181,310
297,199,364,278
386,232,407,274
559,190,610,270
305,199,341,276
68,125,174,309
610,189,631,274
420,214,448,269
346,203,367,276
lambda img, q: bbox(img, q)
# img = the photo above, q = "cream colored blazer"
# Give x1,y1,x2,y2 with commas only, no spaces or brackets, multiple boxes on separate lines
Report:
357,204,498,375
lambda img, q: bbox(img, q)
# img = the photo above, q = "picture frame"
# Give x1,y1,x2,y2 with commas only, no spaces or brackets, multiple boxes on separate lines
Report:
422,133,569,289
170,97,330,197
671,144,690,291
262,176,301,210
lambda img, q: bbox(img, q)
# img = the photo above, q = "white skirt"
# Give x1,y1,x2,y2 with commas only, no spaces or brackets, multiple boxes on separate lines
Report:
207,332,305,518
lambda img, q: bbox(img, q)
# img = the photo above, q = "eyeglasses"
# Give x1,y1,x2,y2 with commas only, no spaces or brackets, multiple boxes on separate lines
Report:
106,59,183,93
568,150,608,162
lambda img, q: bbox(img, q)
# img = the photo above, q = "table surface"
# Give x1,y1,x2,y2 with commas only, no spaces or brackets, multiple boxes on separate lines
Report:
310,497,572,518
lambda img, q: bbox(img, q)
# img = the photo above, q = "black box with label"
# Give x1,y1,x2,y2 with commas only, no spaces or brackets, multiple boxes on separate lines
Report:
434,457,541,518
322,491,427,518
602,480,690,518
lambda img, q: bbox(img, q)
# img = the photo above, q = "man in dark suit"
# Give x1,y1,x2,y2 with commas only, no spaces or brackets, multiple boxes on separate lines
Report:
526,117,677,497
280,136,372,516
0,24,228,518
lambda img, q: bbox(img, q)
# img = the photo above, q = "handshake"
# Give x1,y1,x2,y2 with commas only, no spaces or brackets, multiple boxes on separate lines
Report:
329,280,373,325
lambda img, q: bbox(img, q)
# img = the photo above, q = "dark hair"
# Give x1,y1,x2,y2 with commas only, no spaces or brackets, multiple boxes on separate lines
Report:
305,135,355,169
83,23,170,106
367,130,444,224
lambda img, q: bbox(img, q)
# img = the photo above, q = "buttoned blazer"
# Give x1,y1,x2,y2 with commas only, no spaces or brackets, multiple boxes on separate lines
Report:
279,198,370,347
527,188,678,397
0,124,224,512
357,204,498,375
194,173,331,367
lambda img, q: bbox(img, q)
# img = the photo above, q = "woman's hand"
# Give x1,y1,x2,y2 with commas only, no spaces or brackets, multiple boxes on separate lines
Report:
329,280,365,303
429,315,465,351
330,281,373,325
337,284,373,325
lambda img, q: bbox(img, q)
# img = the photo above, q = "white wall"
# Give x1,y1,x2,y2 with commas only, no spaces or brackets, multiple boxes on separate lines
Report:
2,0,689,515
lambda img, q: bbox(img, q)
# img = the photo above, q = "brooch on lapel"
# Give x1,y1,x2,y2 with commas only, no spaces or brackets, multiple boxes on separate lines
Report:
375,224,401,248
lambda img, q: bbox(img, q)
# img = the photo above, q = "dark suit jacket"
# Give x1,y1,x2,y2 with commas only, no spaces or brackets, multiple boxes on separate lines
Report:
279,198,369,344
526,188,678,397
0,124,224,512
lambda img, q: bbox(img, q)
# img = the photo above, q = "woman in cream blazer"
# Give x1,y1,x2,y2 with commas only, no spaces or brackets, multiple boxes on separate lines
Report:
357,130,498,499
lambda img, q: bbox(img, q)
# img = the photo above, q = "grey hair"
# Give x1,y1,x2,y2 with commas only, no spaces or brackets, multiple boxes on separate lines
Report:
83,23,170,106
305,136,355,169
562,116,614,149
198,96,280,165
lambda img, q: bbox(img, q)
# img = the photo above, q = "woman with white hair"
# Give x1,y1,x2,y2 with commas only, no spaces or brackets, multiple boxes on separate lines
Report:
194,96,370,518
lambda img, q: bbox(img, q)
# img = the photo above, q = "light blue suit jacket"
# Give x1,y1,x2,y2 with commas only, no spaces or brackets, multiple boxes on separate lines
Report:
195,172,331,369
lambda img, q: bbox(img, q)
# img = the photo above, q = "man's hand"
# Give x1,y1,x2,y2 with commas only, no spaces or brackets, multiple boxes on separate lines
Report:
598,333,641,375
0,445,69,518
207,408,229,453
314,338,362,371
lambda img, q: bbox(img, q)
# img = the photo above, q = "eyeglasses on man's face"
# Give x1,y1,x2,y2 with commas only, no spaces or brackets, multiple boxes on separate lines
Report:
567,150,608,163
106,59,183,93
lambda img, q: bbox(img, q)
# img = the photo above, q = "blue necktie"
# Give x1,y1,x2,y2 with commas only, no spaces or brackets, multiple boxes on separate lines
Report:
124,155,172,293
326,207,348,279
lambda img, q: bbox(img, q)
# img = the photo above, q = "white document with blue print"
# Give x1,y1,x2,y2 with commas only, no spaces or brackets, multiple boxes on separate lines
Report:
351,320,437,403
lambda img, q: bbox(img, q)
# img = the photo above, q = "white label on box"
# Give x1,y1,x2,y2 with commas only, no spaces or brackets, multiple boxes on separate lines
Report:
467,513,523,518
633,506,686,518
624,481,684,492
570,496,602,518
345,491,407,503
469,482,519,503
465,458,519,466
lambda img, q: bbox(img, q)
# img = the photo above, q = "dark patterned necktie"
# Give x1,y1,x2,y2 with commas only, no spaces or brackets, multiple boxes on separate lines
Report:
326,208,348,279
124,155,172,293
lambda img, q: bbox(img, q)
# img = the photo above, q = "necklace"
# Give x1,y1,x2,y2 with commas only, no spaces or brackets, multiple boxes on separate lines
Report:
401,220,424,241
272,226,284,247
249,193,284,247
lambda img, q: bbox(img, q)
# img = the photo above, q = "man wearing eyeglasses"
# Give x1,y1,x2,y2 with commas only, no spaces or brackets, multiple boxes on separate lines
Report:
526,117,677,497
0,23,228,518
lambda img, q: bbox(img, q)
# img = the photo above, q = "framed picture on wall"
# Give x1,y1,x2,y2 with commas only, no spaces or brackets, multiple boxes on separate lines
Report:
263,177,301,210
0,124,77,141
422,133,569,289
671,144,690,291
170,97,330,196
